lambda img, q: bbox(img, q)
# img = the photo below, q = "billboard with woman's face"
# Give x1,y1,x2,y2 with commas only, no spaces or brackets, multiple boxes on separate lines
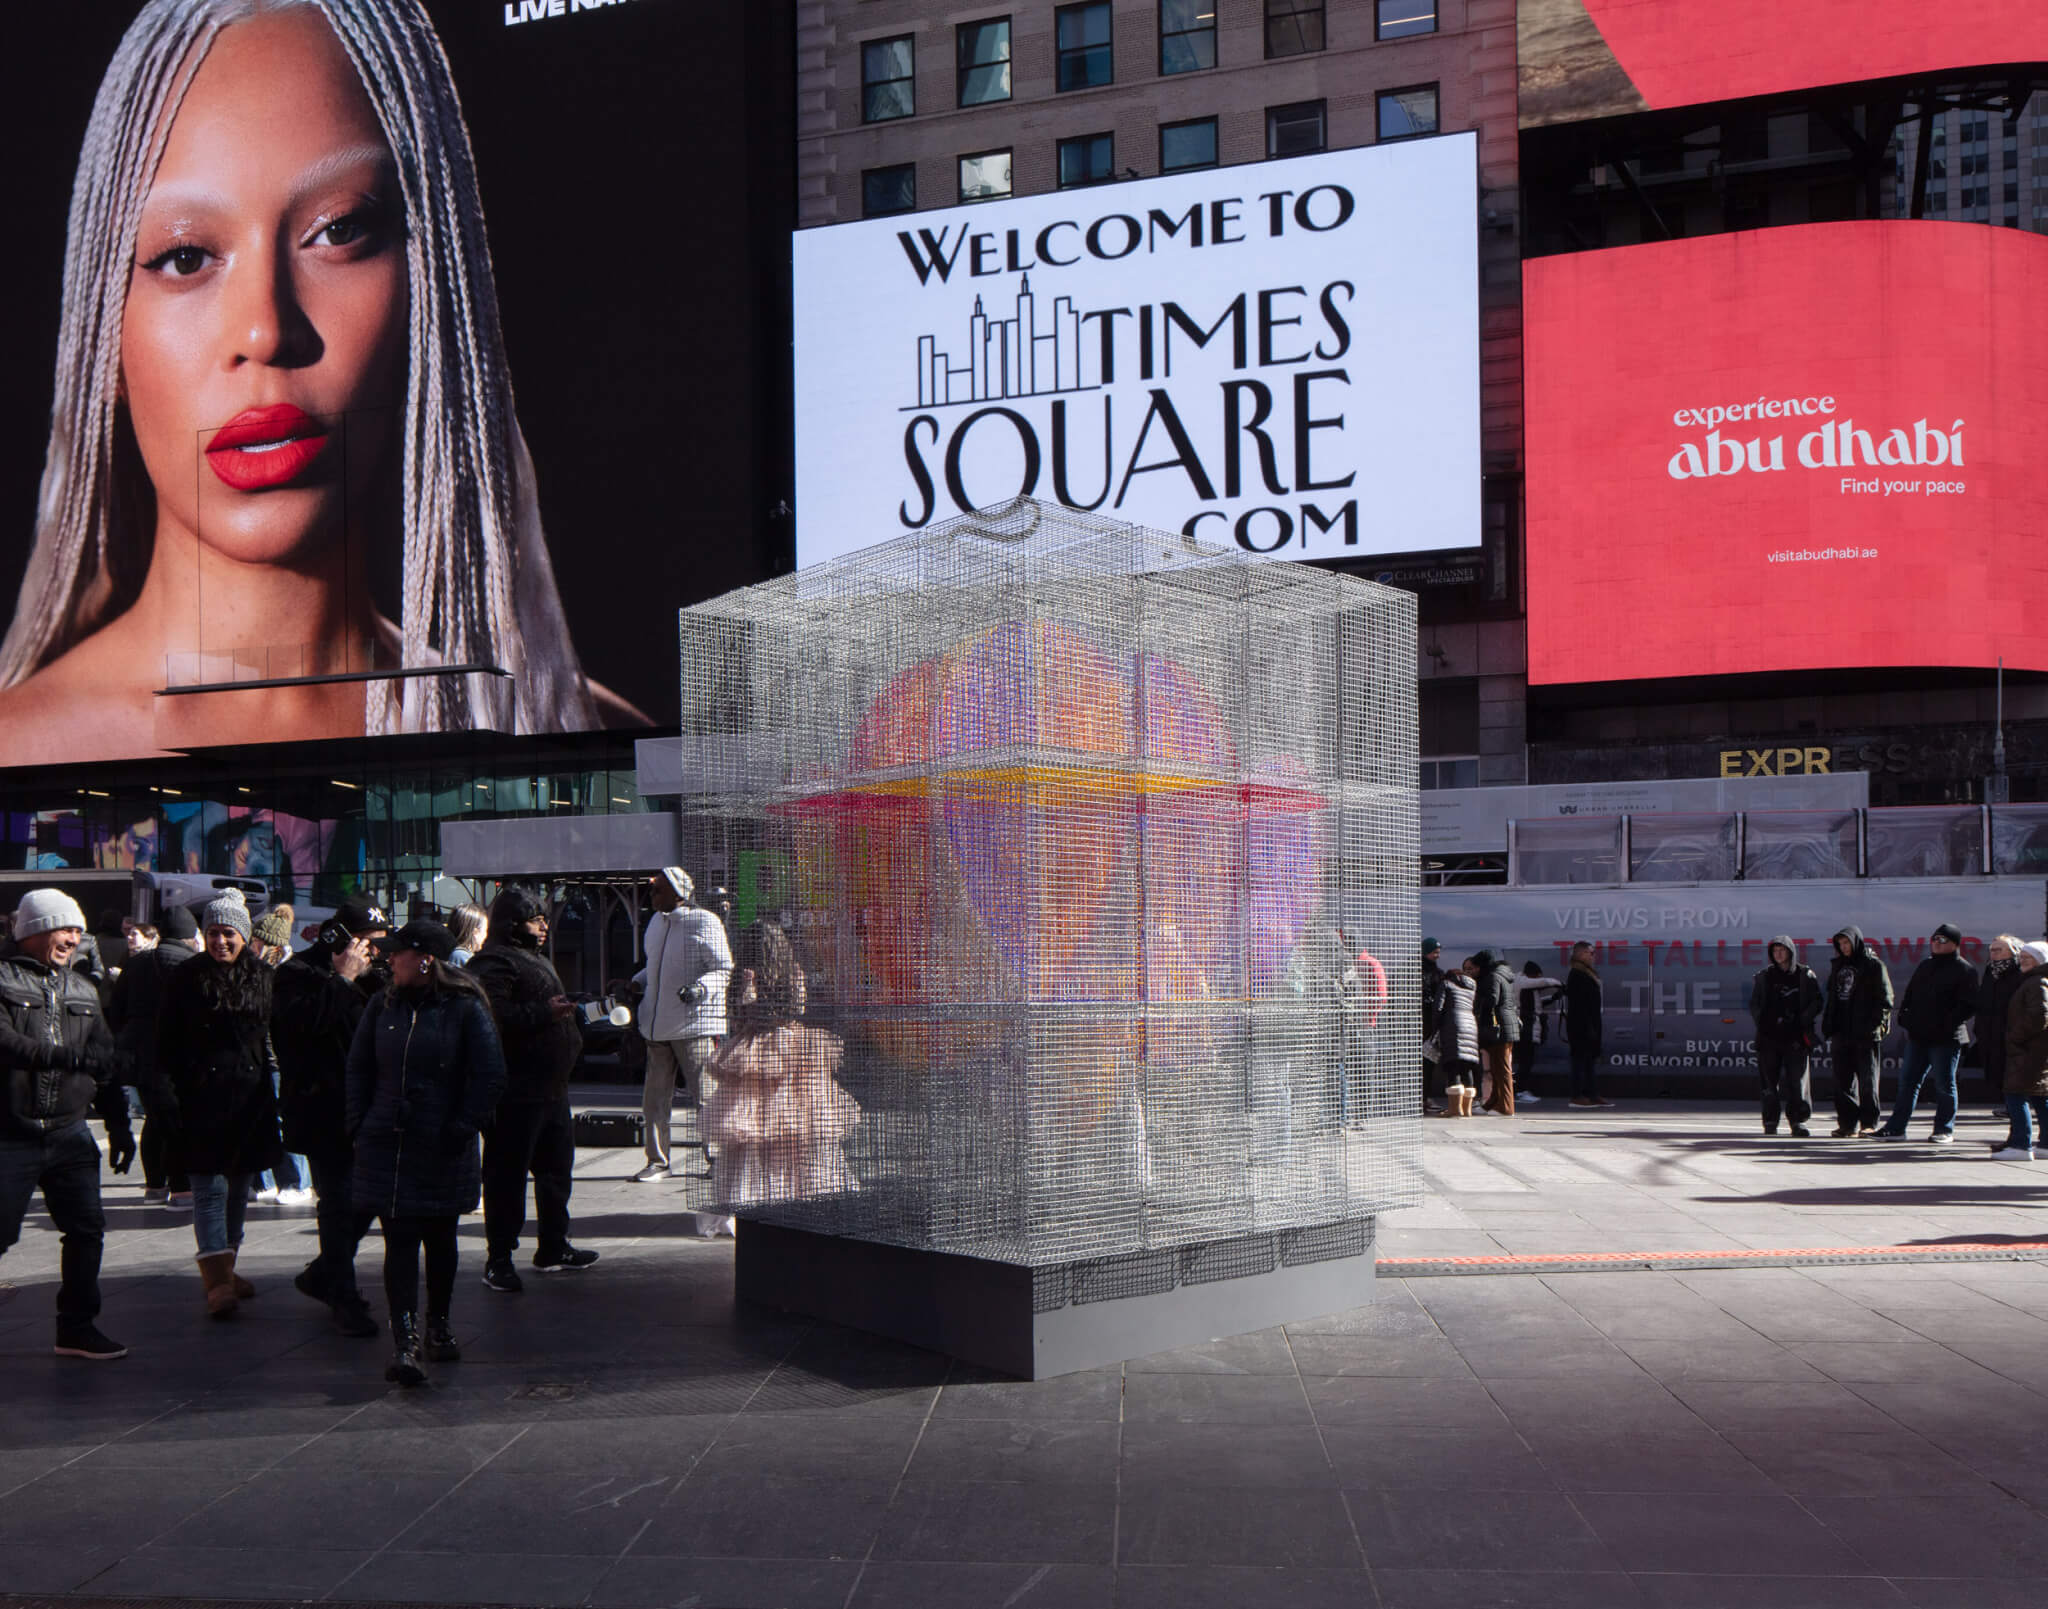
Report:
0,0,790,767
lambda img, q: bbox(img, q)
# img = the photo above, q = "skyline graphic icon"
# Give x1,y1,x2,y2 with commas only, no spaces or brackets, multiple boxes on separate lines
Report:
911,275,1100,410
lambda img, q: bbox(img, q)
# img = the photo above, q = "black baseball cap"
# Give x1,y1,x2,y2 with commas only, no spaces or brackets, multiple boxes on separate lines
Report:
334,894,390,935
373,919,458,960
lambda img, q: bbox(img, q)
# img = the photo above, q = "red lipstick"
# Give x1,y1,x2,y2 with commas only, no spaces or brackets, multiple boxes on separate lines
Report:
204,404,331,491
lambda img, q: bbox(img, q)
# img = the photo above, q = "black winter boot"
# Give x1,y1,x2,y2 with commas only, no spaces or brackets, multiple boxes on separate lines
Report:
423,1313,461,1363
331,1289,379,1339
385,1311,428,1387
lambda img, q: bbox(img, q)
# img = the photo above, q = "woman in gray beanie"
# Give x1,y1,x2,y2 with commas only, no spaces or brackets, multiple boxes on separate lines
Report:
156,890,281,1316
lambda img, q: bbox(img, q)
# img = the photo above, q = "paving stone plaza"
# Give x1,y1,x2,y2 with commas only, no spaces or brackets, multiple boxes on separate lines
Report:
3,1099,2046,1609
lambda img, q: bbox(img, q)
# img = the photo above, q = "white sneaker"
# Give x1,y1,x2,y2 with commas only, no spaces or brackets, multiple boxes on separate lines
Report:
632,1164,670,1183
275,1187,314,1207
1519,1091,1541,1104
254,1186,280,1203
1989,1146,2036,1160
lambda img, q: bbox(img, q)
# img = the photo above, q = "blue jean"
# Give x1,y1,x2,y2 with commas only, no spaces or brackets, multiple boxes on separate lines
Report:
256,1072,306,1192
1885,1041,1962,1137
2005,1094,2048,1150
189,1173,251,1257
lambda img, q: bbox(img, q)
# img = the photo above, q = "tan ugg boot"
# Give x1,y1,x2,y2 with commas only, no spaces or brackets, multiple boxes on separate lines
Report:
197,1253,239,1318
228,1249,255,1300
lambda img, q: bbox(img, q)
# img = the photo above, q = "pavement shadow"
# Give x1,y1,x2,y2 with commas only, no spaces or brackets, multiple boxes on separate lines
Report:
1696,1183,2048,1207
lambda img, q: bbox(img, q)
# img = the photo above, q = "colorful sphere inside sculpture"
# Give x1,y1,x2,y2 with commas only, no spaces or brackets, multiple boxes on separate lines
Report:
790,620,1324,1115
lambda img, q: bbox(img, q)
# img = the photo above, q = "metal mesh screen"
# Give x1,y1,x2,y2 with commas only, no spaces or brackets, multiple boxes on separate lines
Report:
676,498,1420,1266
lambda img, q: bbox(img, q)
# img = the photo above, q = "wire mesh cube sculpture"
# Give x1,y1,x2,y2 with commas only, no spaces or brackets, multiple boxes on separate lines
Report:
676,498,1420,1267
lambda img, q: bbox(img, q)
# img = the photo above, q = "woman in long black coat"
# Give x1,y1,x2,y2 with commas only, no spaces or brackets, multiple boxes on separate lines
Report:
156,890,281,1318
346,921,506,1386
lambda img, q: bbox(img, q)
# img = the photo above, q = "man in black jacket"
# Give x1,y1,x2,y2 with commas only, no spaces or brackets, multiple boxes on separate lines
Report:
274,894,387,1335
1748,936,1822,1136
1822,925,1894,1137
1472,948,1522,1115
1878,923,1980,1144
0,890,135,1360
469,886,597,1294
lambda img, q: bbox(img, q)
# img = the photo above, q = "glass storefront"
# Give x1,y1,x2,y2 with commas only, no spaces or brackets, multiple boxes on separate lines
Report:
0,731,648,922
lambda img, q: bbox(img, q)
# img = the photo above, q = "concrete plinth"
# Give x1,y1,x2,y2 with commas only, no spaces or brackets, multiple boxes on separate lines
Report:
734,1217,1377,1379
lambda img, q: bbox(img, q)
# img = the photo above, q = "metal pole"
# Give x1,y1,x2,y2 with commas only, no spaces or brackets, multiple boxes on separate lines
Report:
1990,655,2010,805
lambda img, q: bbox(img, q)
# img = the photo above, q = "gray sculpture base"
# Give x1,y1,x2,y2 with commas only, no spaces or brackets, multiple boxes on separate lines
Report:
734,1217,1377,1379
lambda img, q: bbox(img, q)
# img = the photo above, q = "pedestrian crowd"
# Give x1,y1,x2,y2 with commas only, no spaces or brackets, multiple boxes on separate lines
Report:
1422,938,1610,1116
1748,921,2048,1151
0,866,738,1389
1420,924,2048,1151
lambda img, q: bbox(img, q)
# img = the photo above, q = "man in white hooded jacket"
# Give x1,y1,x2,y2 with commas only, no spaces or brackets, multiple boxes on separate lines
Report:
632,869,732,1183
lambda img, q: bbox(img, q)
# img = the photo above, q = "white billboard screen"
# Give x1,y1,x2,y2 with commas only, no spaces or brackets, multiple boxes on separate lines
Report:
794,136,1480,567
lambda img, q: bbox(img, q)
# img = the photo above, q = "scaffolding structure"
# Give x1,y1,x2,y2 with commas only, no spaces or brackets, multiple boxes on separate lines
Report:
675,498,1421,1268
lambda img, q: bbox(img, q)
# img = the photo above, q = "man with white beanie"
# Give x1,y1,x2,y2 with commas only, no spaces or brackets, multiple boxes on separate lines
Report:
631,868,732,1183
0,890,135,1360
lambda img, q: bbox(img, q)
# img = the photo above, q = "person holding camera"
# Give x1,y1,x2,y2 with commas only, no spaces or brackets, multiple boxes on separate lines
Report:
273,894,388,1337
467,886,597,1294
631,867,732,1184
0,890,135,1360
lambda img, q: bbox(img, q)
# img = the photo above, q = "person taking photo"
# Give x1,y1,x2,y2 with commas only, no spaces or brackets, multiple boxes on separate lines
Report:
273,894,388,1337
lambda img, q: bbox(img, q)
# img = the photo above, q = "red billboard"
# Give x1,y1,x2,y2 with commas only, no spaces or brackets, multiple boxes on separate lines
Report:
1519,0,2048,127
1526,221,2048,686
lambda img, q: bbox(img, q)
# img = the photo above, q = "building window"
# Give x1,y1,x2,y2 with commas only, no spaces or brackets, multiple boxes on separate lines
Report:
957,18,1012,107
1377,83,1439,141
862,163,917,218
1266,0,1325,57
1419,757,1480,791
1266,99,1326,157
1376,0,1436,38
1160,116,1219,171
1056,2,1113,91
1160,0,1217,75
1058,132,1116,188
958,148,1013,203
861,35,915,124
